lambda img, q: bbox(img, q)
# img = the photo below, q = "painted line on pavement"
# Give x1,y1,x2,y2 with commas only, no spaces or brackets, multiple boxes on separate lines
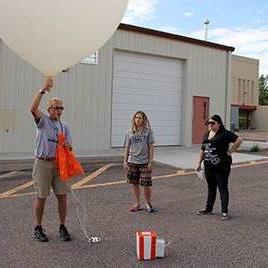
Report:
73,170,194,190
0,181,34,199
0,163,117,199
0,170,190,199
3,191,36,199
0,171,21,179
72,163,116,188
59,159,268,190
71,160,268,191
232,159,268,168
1,159,268,200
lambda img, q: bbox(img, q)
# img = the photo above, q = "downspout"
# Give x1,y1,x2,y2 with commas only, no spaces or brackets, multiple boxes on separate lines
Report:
224,51,232,128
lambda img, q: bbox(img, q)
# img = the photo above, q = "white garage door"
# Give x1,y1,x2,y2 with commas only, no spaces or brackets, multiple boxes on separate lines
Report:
111,51,183,147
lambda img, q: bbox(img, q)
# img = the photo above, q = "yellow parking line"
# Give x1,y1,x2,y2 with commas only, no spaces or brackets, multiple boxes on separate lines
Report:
76,170,192,190
2,191,36,199
0,181,34,199
71,160,268,190
1,159,268,200
72,163,116,188
0,171,21,179
232,160,268,169
154,169,191,179
0,163,116,199
0,170,190,199
77,180,126,189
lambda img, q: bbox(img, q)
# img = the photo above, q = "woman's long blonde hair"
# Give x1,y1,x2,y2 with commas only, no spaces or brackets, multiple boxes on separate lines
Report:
131,111,151,133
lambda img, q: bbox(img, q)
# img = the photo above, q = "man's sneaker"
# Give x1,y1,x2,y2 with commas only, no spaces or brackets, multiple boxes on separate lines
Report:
146,203,158,213
34,226,48,242
221,213,230,221
59,225,72,241
197,209,212,215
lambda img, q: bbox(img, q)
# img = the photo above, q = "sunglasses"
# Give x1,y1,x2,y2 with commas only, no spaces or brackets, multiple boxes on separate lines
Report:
207,121,216,125
50,106,64,111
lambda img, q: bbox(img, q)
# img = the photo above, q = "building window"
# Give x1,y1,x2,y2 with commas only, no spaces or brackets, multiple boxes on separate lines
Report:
246,80,250,104
251,81,255,104
242,79,246,104
81,51,98,65
238,79,242,103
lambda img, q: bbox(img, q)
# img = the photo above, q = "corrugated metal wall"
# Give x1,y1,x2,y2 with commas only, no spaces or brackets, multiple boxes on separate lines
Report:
0,29,229,154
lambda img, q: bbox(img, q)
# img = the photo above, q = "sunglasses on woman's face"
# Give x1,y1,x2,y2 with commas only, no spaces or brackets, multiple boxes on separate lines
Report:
207,121,216,125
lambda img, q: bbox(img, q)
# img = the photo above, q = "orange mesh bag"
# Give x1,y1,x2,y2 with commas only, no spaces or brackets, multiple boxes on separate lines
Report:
56,132,84,181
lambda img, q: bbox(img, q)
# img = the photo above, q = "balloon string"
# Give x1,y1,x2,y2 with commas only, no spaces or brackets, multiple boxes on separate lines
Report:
165,241,172,248
70,187,97,243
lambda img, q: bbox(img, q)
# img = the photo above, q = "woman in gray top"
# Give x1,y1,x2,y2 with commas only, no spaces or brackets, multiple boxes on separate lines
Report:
124,111,156,213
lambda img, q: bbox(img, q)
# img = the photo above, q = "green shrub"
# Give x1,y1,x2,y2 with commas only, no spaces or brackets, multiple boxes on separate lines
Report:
250,144,259,152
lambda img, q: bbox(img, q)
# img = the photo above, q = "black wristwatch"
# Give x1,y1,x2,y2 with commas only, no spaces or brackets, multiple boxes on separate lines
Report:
39,89,46,95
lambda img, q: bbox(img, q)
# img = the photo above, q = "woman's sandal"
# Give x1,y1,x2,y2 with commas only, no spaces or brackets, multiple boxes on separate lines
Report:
129,205,143,212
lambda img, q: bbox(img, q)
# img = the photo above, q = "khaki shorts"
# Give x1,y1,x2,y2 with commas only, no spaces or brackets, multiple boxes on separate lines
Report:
32,159,70,199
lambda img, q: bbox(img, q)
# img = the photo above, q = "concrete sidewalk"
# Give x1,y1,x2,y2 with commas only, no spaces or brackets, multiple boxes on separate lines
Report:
154,145,268,169
238,140,268,151
236,130,268,142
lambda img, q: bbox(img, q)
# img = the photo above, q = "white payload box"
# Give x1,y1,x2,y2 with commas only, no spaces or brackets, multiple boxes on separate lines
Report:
136,231,165,260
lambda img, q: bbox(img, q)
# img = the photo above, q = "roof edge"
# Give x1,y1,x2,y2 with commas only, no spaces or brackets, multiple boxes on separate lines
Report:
231,104,257,111
118,23,235,52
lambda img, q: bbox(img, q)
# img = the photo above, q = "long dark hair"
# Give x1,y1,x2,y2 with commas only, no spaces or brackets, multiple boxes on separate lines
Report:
210,114,225,132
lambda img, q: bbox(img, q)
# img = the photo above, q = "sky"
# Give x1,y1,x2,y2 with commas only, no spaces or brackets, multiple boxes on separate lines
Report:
122,0,268,76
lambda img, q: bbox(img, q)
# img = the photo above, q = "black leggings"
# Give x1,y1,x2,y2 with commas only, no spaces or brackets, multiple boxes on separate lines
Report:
204,165,231,213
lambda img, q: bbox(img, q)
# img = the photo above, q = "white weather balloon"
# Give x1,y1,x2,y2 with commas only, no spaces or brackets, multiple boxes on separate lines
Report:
0,0,129,75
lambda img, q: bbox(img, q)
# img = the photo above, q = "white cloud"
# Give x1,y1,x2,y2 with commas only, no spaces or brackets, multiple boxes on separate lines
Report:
190,27,268,75
182,12,194,17
123,2,267,75
122,0,157,24
155,24,268,75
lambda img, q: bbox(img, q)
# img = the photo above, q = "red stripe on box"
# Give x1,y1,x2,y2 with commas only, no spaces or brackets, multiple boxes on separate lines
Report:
140,234,144,260
151,232,157,259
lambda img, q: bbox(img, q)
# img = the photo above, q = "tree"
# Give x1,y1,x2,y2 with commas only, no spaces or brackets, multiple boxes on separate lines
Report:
259,75,268,105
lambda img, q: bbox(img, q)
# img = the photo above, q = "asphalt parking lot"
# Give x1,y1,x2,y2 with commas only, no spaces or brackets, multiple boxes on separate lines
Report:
1,160,268,267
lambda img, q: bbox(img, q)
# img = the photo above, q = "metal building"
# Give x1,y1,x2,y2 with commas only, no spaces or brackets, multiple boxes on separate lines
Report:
231,55,259,130
0,24,234,155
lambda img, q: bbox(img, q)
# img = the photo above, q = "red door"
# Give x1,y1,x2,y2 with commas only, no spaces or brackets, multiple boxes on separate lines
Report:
192,96,209,144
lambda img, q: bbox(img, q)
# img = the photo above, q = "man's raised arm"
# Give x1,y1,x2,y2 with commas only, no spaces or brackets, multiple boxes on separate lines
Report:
30,78,53,119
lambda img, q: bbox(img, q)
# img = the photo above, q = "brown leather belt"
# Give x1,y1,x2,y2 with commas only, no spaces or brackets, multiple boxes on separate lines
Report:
37,157,56,161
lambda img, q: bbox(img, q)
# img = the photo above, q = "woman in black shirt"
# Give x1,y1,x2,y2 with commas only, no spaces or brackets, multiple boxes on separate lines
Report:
196,114,243,220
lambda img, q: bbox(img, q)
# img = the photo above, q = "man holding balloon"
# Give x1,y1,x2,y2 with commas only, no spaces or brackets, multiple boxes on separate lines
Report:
0,0,130,243
30,78,72,242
